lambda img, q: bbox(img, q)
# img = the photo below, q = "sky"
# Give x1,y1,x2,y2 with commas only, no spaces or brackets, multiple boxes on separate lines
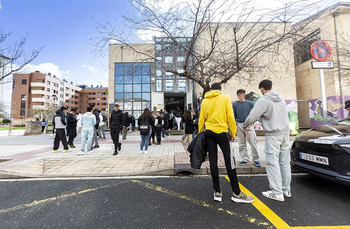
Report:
0,0,348,116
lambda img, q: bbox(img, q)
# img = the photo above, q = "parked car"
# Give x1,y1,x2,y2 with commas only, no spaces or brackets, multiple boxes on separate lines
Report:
290,121,350,186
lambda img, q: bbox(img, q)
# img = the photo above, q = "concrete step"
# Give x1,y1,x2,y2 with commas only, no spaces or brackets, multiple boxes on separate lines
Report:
167,130,185,135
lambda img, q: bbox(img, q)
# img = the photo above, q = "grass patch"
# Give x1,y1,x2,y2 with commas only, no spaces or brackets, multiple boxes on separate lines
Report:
0,126,26,130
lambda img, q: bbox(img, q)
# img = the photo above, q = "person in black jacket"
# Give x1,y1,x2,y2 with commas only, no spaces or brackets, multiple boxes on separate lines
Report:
66,108,78,148
154,111,164,145
183,110,194,144
92,108,100,149
52,106,69,152
138,108,154,154
122,112,131,140
110,104,125,155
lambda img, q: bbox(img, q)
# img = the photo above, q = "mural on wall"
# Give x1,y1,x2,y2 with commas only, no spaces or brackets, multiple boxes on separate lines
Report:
309,95,350,128
233,92,299,130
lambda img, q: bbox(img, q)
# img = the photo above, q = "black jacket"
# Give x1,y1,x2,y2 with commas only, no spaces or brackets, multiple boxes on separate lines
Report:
93,109,100,129
137,116,155,127
183,117,194,134
187,132,207,169
110,110,124,129
66,113,77,129
122,114,132,127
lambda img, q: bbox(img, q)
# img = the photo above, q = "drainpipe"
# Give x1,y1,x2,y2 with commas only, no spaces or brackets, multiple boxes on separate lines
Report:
333,13,345,112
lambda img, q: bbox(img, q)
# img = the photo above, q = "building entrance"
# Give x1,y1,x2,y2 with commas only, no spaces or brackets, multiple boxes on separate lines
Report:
164,93,186,113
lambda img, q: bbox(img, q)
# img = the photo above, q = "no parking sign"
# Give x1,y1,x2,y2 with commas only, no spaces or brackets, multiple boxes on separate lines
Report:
310,41,331,61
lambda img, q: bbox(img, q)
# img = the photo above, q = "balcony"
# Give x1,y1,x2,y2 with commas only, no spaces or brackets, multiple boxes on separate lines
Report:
31,82,46,87
32,97,45,102
32,105,45,110
31,90,45,95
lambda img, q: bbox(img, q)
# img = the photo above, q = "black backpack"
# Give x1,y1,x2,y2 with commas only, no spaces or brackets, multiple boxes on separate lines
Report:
102,115,107,122
139,119,150,135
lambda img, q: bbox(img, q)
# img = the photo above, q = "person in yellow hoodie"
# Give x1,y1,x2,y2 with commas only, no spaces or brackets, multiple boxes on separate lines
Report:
198,83,254,203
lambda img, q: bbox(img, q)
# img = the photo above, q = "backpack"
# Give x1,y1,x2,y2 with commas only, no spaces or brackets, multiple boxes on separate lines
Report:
139,119,150,135
102,115,107,122
155,116,164,127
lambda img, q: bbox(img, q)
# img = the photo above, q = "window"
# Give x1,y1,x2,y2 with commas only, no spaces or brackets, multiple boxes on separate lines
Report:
47,81,50,85
156,44,162,50
142,93,150,101
156,80,162,91
133,84,141,92
20,95,26,116
143,84,151,92
156,70,162,79
165,72,173,79
166,80,173,91
124,84,132,92
164,43,172,50
165,56,173,63
177,56,185,62
66,87,70,91
142,75,150,83
156,56,162,61
294,30,321,66
97,92,100,95
178,80,187,91
134,75,142,83
46,95,50,99
97,97,101,100
22,79,27,85
47,88,50,92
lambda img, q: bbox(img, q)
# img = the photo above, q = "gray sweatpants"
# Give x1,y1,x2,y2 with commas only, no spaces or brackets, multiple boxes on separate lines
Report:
265,134,291,195
236,122,259,162
92,128,99,146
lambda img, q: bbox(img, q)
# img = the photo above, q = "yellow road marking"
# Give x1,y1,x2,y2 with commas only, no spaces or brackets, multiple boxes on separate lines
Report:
225,176,291,229
291,226,350,229
131,179,273,228
0,181,128,214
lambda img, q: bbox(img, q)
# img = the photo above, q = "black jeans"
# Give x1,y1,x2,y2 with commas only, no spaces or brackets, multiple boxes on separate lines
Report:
110,128,121,152
205,130,240,195
155,126,162,144
67,127,77,145
53,129,69,150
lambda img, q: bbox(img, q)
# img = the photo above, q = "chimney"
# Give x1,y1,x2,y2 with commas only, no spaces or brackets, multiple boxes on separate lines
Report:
91,85,93,88
71,81,73,84
48,73,51,76
100,85,102,88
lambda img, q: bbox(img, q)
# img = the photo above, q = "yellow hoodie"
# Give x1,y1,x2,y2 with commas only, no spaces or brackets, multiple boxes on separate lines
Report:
198,90,237,137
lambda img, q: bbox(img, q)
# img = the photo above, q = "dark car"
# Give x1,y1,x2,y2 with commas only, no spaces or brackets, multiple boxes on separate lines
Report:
290,122,350,186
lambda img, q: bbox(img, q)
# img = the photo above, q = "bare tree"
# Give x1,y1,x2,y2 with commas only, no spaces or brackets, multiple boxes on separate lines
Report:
94,0,329,94
0,101,7,119
0,28,43,82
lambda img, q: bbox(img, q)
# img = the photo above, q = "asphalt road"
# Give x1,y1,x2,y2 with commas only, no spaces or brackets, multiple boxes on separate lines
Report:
0,175,349,229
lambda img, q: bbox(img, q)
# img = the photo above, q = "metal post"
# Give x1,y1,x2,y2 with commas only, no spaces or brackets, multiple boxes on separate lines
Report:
319,69,328,125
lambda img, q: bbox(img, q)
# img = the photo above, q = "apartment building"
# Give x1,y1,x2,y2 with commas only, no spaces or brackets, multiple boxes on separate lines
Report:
11,72,108,124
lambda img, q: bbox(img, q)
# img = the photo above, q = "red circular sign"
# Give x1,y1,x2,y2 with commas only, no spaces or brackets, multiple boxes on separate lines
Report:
310,41,331,61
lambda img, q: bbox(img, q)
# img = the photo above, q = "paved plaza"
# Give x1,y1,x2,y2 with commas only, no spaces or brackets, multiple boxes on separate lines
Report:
0,130,295,178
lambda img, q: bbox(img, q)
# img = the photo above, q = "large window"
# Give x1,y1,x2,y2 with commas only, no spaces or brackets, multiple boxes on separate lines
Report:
20,95,26,116
114,62,152,118
22,79,27,85
294,30,321,66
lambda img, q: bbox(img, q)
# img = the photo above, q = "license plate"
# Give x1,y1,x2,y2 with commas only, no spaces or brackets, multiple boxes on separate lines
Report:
299,152,329,165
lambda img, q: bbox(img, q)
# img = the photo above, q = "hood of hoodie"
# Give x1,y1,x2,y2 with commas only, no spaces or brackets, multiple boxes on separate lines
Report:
204,90,222,99
263,92,282,103
56,109,63,115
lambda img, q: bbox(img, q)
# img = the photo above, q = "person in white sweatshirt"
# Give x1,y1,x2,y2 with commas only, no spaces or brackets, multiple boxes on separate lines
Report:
243,79,291,202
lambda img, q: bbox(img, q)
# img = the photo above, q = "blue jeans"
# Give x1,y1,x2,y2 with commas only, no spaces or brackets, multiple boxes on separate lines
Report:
140,126,152,151
161,128,169,138
81,129,94,152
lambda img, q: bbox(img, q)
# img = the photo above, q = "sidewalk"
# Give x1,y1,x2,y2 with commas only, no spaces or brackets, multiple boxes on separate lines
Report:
0,131,295,178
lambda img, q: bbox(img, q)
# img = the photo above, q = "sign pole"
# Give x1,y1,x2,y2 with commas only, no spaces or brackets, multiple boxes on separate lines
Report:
319,69,328,125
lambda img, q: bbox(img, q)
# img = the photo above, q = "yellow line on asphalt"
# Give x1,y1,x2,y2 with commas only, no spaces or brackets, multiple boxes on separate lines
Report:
225,176,291,229
131,179,273,228
0,181,129,214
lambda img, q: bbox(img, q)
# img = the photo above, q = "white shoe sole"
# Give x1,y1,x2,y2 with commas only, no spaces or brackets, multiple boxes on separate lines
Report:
214,196,222,202
231,196,254,203
262,192,285,202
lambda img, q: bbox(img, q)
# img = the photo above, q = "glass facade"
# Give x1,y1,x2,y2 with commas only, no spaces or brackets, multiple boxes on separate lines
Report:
114,62,152,118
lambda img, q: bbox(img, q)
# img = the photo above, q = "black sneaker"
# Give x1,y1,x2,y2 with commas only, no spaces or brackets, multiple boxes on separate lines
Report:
92,145,99,149
118,143,121,151
113,151,118,156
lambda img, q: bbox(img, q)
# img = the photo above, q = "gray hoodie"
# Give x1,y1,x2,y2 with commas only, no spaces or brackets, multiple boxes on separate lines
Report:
243,92,290,136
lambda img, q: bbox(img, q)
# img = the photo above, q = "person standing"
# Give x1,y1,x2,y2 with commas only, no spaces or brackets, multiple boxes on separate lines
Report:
243,79,291,202
66,108,78,148
175,107,183,130
77,107,96,155
98,110,107,140
52,106,70,152
122,112,131,140
91,108,100,149
41,119,46,133
162,110,170,138
149,112,156,145
183,110,194,144
138,108,154,154
154,111,164,145
232,89,260,167
198,83,254,203
110,104,124,155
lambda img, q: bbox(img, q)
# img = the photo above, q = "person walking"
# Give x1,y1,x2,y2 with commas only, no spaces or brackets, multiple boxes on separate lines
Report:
110,104,124,155
161,110,170,138
52,106,70,152
198,83,254,203
138,108,154,154
98,110,107,140
232,89,261,167
243,79,291,202
175,107,183,130
91,108,100,149
41,119,46,133
149,112,156,145
191,109,199,139
66,108,78,148
77,107,96,155
122,112,131,140
183,110,194,144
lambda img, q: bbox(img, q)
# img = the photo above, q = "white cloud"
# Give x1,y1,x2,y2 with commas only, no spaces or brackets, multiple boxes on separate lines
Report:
82,64,98,73
21,62,71,78
136,27,164,43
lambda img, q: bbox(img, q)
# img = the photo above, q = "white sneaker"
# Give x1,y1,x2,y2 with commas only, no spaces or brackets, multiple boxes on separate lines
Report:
283,190,292,198
144,151,148,154
213,191,222,202
76,151,85,155
262,191,285,201
140,150,143,154
167,135,171,138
